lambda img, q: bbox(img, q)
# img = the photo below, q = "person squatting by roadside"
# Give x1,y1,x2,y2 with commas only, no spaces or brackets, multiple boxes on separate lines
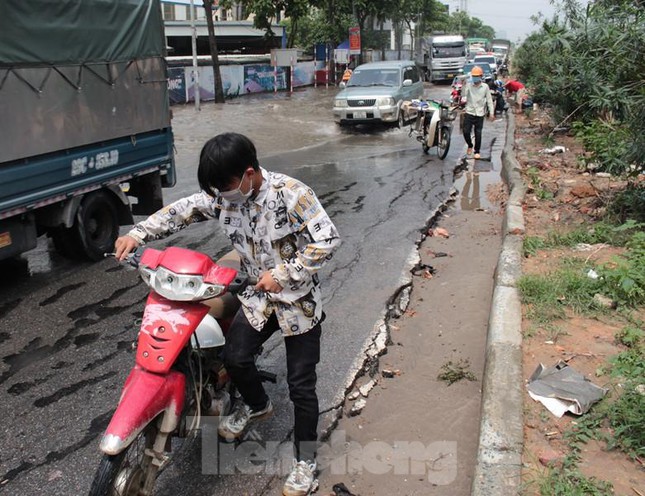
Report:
114,132,341,496
461,65,495,160
504,78,526,112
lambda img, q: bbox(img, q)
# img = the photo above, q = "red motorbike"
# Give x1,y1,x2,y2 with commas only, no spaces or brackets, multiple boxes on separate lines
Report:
89,246,270,496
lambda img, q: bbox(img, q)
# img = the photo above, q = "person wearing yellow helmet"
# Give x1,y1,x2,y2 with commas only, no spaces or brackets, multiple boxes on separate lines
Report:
462,65,495,159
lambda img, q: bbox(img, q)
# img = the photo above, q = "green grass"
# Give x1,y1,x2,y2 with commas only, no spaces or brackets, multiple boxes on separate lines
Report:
524,166,554,201
614,325,644,348
522,220,644,258
598,230,645,307
518,261,604,326
604,380,645,459
537,468,613,496
522,226,645,309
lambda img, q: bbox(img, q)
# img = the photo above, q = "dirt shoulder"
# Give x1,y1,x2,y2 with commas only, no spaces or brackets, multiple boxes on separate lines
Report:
513,110,645,495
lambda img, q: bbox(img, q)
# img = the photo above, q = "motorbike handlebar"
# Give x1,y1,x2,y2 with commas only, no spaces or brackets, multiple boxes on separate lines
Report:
104,249,142,269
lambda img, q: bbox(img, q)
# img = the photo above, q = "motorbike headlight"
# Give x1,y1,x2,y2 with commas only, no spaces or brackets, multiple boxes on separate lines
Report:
376,97,395,106
334,99,348,107
139,266,226,301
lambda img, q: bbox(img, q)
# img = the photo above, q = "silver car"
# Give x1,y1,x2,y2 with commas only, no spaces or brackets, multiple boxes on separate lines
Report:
333,61,425,126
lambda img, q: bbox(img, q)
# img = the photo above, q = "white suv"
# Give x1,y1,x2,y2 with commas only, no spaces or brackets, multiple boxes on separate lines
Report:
332,61,424,126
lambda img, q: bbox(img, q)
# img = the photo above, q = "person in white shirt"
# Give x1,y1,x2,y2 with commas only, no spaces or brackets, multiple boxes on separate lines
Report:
114,132,341,496
461,66,495,159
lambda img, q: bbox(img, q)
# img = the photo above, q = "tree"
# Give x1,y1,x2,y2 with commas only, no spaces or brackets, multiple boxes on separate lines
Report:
203,0,225,103
514,0,645,175
433,10,495,39
225,0,311,47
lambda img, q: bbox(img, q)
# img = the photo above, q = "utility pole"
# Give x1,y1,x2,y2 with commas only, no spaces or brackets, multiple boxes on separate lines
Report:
190,0,200,111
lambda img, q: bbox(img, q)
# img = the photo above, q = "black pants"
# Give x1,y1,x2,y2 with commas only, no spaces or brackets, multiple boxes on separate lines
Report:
224,309,321,462
462,113,484,153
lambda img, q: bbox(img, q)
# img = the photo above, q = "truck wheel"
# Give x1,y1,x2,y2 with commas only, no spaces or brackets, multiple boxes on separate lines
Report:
51,192,119,261
75,192,120,261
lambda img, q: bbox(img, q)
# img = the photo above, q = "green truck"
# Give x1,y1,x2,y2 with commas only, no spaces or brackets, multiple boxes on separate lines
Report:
0,0,175,262
466,38,491,59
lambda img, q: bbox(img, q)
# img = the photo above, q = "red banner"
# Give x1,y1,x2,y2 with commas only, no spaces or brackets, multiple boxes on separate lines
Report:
349,27,361,55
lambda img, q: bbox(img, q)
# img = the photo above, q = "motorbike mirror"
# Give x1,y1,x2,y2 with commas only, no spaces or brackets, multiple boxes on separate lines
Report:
339,81,346,89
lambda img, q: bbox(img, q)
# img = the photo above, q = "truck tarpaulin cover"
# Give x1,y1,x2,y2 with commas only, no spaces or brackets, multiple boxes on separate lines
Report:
0,0,165,66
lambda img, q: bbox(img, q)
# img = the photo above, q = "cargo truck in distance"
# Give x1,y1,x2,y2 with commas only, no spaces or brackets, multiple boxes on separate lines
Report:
417,35,467,83
466,37,491,59
0,0,175,262
491,39,512,60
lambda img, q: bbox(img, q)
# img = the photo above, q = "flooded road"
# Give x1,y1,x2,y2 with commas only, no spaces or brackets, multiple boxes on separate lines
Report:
0,84,505,495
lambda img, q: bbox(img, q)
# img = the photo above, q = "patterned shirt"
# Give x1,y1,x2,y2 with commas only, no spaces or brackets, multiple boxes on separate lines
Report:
127,167,341,336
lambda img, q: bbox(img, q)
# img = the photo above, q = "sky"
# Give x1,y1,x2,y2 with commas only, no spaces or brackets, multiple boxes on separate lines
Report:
445,0,569,43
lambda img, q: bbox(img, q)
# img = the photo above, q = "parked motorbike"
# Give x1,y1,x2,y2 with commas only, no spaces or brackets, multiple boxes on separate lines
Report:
89,246,272,496
488,79,508,115
404,99,457,159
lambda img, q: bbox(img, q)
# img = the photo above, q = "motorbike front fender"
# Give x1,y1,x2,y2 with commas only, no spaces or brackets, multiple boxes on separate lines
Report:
425,111,441,147
99,366,186,455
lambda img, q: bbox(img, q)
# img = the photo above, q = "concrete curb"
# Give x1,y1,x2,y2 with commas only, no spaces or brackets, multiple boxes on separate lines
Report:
472,112,526,495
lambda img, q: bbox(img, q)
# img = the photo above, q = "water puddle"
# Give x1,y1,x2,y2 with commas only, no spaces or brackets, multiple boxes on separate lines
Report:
454,137,504,213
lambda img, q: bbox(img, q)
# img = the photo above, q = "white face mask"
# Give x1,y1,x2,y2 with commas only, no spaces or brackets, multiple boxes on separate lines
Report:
219,172,253,203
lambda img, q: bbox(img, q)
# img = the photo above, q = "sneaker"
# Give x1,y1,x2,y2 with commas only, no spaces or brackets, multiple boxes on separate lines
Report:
283,459,319,496
217,399,273,441
466,147,473,156
474,153,481,159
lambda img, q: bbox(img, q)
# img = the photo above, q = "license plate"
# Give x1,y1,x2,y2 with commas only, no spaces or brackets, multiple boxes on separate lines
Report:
447,74,454,78
353,111,366,119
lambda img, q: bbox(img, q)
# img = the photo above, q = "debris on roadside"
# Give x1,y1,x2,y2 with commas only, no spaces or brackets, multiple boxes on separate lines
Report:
437,359,477,385
429,251,449,258
538,448,566,468
348,398,367,416
429,227,450,238
331,482,359,496
381,368,401,378
347,391,360,401
593,293,617,309
411,263,435,278
527,361,607,418
358,379,377,398
539,146,566,155
586,269,599,280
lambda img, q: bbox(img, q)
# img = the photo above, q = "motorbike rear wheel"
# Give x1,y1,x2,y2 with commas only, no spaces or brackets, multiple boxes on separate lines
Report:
89,420,158,496
437,126,452,159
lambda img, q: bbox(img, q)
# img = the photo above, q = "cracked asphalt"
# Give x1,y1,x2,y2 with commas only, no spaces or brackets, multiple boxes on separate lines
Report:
0,84,507,495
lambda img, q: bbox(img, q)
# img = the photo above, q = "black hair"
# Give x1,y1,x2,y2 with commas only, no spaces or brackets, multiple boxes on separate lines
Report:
197,132,260,194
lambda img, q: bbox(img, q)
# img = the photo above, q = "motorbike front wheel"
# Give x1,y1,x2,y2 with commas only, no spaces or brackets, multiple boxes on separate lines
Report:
437,126,452,159
89,420,158,496
422,118,431,154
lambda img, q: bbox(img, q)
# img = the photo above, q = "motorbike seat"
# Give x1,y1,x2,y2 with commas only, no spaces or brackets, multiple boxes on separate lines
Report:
204,250,242,319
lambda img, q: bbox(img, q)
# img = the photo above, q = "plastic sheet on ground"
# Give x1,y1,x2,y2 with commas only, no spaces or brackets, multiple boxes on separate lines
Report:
527,360,607,418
